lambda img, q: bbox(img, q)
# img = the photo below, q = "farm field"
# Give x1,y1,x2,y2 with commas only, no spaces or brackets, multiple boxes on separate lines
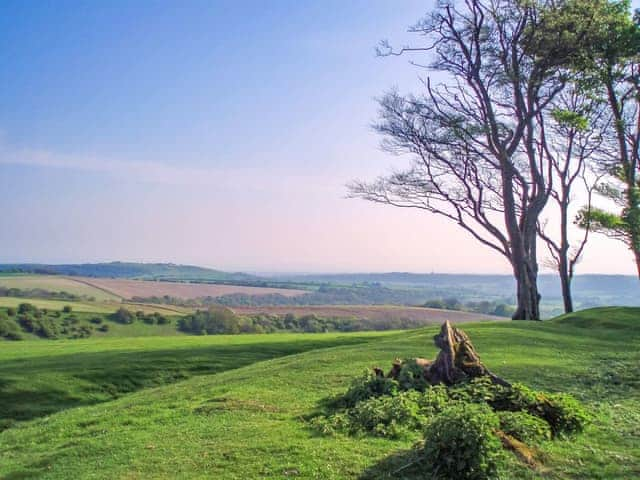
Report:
0,296,190,316
0,297,116,314
77,276,308,299
1,307,638,479
0,274,120,301
232,304,503,324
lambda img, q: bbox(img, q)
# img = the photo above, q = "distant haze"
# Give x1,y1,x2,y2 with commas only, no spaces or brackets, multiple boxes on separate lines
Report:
0,1,637,275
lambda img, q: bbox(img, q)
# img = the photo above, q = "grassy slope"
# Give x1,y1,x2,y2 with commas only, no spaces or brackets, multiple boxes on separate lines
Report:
0,332,393,427
1,308,639,479
0,275,120,301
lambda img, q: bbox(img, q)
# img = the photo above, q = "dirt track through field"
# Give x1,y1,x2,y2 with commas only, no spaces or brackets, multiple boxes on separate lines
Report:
231,305,504,324
77,277,307,300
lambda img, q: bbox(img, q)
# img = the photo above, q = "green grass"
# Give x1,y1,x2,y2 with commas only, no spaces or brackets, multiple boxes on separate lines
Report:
0,297,191,316
0,331,393,428
1,307,639,479
0,275,121,301
0,297,116,313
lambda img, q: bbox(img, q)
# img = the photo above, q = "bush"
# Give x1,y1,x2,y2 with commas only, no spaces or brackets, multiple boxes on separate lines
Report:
312,391,430,438
423,404,503,480
62,305,73,313
112,308,134,324
0,316,22,340
397,359,429,392
178,308,240,335
18,303,38,315
340,371,399,407
89,316,103,324
6,307,16,316
345,393,428,438
533,393,590,436
98,324,110,332
498,411,551,443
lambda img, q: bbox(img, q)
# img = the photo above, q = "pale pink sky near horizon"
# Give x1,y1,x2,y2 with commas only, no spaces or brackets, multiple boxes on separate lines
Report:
0,1,637,275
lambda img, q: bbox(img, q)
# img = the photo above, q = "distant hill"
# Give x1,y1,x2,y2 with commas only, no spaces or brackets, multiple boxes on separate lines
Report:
275,272,640,312
0,262,257,283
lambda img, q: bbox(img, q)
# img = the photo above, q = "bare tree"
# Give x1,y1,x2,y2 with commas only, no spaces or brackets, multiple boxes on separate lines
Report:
349,0,591,320
537,91,608,313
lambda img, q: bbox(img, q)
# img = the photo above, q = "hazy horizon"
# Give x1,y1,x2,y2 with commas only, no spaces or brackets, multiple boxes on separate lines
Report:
1,0,638,275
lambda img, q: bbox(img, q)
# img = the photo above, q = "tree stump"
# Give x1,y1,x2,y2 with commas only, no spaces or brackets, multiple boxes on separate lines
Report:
382,320,510,387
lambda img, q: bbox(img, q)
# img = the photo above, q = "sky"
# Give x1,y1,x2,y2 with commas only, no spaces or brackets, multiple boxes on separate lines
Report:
0,0,636,274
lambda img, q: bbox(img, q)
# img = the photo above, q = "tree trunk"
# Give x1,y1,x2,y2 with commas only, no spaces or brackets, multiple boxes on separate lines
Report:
559,195,574,313
512,259,541,320
559,263,574,314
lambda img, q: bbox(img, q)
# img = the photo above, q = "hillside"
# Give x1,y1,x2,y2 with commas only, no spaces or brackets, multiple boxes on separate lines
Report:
0,262,257,282
1,308,638,479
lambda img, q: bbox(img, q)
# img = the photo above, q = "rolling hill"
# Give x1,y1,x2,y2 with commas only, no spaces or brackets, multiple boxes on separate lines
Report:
0,308,638,479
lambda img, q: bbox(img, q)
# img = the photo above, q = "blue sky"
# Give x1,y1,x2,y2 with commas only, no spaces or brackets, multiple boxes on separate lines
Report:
0,0,636,274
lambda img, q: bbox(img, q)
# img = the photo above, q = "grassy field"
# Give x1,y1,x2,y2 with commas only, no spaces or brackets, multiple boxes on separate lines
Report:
0,274,121,301
0,332,393,428
232,304,503,324
78,277,307,299
1,307,639,479
0,297,192,316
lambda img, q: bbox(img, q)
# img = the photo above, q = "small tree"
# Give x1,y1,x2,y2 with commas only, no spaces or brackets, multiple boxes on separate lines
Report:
537,90,607,313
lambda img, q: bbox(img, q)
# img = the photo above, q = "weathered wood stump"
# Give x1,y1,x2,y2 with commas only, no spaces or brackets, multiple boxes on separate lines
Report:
378,320,510,387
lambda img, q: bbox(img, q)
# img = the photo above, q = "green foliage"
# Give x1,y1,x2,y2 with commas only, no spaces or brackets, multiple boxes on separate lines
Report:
0,314,22,340
498,411,552,443
422,404,503,480
62,305,73,313
112,308,135,324
17,303,37,315
551,108,589,131
340,371,399,408
534,393,591,436
177,308,241,335
343,392,427,438
397,359,429,392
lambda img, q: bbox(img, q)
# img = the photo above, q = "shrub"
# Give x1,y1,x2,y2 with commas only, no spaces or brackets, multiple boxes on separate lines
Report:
0,317,22,340
112,308,134,324
178,308,240,335
18,303,38,315
346,393,428,438
98,324,110,332
413,385,451,415
62,305,73,313
156,315,170,325
340,371,399,407
533,393,590,436
6,307,16,316
498,411,551,443
89,316,103,324
423,404,503,480
312,391,429,438
17,314,35,332
397,359,429,392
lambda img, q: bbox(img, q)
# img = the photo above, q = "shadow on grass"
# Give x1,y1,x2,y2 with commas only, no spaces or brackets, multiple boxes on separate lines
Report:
359,447,425,480
0,336,374,427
